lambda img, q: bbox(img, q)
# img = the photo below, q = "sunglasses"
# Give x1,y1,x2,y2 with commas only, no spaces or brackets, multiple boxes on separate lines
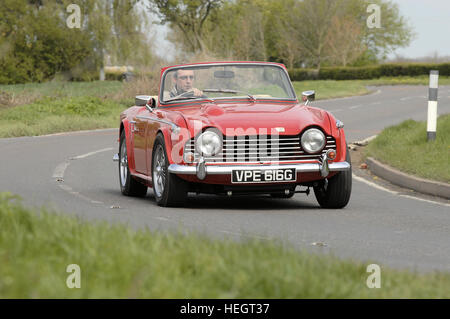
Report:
178,75,194,80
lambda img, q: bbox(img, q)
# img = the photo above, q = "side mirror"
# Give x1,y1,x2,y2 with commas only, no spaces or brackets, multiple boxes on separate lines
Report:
301,90,315,105
135,95,156,112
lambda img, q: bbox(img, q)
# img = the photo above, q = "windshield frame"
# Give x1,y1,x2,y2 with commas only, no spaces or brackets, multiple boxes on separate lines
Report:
158,62,298,107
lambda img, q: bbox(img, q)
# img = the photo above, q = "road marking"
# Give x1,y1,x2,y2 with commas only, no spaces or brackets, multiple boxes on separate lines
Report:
349,105,362,109
352,174,398,194
370,102,381,105
53,147,115,206
71,147,113,160
352,174,450,207
53,148,113,179
52,161,70,179
400,97,413,101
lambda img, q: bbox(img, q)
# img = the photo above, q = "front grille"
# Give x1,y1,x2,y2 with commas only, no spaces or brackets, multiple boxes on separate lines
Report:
184,135,336,163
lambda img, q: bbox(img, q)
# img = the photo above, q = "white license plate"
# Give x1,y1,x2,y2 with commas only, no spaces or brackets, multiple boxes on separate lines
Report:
231,168,296,183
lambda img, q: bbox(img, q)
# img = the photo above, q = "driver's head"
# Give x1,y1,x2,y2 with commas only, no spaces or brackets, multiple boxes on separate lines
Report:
173,69,195,93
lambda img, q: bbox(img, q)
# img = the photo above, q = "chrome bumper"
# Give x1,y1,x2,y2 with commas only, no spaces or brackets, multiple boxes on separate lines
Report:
168,161,351,179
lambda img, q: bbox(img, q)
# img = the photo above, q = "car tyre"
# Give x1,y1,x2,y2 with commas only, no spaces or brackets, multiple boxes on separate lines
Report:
119,130,148,197
152,133,188,207
313,146,352,208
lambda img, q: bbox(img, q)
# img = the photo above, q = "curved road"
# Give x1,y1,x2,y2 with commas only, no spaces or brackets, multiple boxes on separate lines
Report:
1,85,449,272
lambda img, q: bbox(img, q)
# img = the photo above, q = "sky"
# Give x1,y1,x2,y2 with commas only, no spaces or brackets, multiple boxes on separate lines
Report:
389,0,450,59
149,0,450,61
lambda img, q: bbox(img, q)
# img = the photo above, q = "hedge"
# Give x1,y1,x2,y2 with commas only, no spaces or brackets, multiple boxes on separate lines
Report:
288,63,450,81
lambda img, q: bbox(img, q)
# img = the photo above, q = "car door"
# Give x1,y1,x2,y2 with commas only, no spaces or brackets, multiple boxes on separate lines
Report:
132,108,151,174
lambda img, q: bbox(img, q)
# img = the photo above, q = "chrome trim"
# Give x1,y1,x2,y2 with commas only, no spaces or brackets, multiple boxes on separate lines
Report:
136,115,180,133
159,62,298,105
168,161,350,175
113,153,119,162
196,157,206,180
336,120,344,129
319,153,329,177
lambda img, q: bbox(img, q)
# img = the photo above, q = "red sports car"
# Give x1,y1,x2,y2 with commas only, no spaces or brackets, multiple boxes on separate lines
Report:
114,62,351,207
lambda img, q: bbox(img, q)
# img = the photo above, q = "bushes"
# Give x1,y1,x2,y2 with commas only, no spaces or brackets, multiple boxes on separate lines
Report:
289,63,450,81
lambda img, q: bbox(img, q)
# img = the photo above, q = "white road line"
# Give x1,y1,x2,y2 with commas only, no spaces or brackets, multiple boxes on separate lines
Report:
352,174,398,194
52,161,70,179
71,147,113,160
400,97,412,101
352,174,450,207
349,105,362,109
53,147,115,206
53,147,113,180
370,102,381,105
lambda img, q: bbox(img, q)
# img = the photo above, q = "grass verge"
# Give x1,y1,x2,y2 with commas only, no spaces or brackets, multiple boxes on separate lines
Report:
0,192,449,298
365,114,450,183
0,96,128,138
1,77,449,138
293,76,450,100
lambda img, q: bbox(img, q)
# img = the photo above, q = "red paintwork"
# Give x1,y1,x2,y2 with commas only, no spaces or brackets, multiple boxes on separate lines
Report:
119,62,348,188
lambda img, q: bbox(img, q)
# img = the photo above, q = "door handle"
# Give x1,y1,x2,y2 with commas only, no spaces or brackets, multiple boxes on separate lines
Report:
130,120,139,133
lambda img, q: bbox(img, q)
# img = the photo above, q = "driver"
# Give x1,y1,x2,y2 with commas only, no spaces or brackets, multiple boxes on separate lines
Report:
168,69,203,99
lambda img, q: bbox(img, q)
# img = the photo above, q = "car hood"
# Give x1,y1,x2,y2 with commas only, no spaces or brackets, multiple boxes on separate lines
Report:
170,101,332,137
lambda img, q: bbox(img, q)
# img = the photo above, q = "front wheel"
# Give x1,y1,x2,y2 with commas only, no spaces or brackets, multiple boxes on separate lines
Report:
313,147,352,208
152,134,188,207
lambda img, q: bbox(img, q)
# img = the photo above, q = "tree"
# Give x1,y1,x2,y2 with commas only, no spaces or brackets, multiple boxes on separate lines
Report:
149,0,224,53
0,0,154,84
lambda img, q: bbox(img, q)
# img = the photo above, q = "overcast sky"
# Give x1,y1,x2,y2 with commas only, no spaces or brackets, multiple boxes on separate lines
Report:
150,0,450,61
390,0,450,58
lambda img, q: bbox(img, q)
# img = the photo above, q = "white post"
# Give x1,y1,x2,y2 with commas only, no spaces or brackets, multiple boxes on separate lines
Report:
427,70,438,141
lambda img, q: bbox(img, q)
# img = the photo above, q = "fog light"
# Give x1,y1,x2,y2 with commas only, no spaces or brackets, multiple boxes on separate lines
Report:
326,149,336,160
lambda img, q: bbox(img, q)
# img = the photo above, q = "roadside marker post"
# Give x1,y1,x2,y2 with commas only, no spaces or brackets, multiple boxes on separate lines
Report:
427,70,439,141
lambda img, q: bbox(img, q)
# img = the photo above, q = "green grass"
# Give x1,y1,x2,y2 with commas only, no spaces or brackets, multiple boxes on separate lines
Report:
0,77,449,138
0,96,128,137
0,192,449,298
366,114,450,183
293,76,450,100
0,81,123,99
293,80,370,100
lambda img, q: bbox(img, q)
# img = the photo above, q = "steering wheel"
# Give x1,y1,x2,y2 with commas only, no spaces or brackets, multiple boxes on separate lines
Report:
171,90,208,99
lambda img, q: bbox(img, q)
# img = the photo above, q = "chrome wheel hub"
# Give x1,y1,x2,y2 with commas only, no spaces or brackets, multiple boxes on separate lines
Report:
153,145,166,198
120,141,128,187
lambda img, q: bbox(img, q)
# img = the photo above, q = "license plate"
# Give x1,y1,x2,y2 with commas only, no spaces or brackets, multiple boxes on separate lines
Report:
231,168,296,183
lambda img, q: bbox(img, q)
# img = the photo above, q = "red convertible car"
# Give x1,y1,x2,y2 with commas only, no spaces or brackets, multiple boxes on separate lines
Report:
114,62,351,208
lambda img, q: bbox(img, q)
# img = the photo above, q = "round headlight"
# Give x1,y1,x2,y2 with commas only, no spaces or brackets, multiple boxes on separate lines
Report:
196,130,222,156
301,128,325,154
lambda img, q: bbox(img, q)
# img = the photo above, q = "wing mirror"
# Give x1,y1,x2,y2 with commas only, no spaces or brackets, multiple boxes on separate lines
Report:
301,90,315,105
135,95,156,112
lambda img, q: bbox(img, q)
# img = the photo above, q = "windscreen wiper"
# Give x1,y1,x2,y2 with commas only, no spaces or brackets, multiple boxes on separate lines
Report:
203,89,256,102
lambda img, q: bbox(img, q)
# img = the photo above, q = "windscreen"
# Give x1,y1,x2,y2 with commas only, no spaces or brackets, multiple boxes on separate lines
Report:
161,64,296,103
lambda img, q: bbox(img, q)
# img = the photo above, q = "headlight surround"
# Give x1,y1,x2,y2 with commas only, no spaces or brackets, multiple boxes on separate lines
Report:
196,130,222,156
301,128,325,154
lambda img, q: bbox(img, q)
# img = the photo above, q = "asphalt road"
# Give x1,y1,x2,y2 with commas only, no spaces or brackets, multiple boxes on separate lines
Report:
1,85,449,273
